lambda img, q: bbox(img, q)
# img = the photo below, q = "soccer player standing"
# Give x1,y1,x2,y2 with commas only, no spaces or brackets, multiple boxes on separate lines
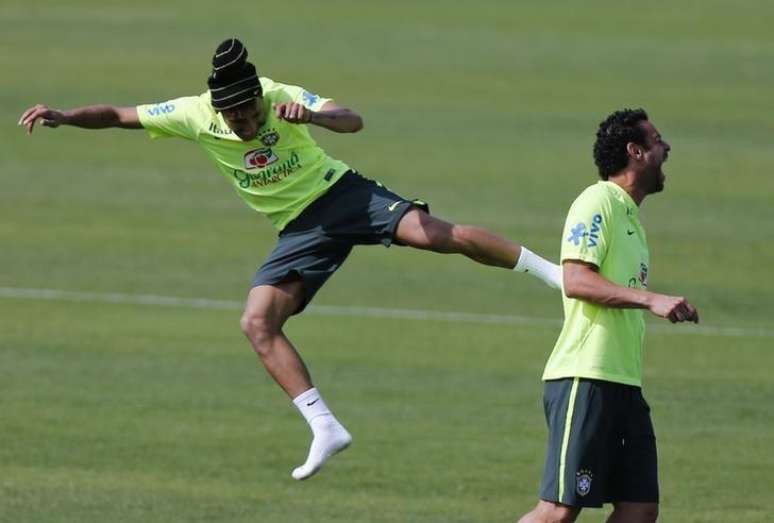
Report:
19,38,562,480
518,109,699,523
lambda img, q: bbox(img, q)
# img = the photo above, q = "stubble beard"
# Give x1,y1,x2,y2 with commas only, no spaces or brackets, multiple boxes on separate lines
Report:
646,166,665,194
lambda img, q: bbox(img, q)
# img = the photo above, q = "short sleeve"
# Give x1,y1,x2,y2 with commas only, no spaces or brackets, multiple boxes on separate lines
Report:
136,96,201,140
278,83,332,111
560,186,614,268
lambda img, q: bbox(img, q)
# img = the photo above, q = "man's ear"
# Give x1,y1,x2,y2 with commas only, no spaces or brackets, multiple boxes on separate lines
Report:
626,142,643,161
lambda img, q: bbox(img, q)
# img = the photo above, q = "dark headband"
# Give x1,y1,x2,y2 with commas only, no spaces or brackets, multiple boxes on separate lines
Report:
207,38,262,111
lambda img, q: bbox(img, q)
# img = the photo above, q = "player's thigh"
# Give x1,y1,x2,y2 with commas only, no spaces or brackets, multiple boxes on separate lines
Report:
610,390,659,504
394,208,455,250
608,502,658,523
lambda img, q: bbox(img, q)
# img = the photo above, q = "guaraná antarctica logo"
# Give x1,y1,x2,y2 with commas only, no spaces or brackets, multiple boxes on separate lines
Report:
244,148,279,169
233,152,302,189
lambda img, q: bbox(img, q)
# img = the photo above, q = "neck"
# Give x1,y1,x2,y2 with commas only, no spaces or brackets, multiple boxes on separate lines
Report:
608,170,646,206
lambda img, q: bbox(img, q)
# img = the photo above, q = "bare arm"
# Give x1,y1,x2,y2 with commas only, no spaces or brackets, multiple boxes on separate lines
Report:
563,260,699,323
18,104,142,135
309,101,363,133
274,100,363,133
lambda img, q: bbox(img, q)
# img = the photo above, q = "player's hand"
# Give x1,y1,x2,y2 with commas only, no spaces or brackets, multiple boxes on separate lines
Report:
18,104,66,135
647,293,699,324
273,102,312,124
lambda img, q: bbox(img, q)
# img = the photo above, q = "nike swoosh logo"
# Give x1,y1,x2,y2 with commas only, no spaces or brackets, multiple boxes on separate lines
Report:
627,230,635,235
306,399,319,406
388,201,401,212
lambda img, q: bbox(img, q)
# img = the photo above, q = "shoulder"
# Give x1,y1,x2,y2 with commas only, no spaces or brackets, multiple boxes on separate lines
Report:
189,93,215,115
570,183,615,212
260,77,293,101
260,77,326,107
139,94,208,119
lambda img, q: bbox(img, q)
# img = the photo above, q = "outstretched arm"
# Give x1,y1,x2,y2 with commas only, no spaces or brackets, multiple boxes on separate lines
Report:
563,260,699,323
274,100,363,133
18,104,142,135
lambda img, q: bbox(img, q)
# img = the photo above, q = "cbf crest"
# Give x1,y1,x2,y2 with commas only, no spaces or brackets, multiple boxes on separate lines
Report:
260,130,280,147
576,469,593,497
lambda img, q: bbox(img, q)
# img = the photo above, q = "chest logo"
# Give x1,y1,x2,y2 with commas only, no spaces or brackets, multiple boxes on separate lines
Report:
639,262,649,288
208,122,233,136
260,131,280,146
244,148,279,169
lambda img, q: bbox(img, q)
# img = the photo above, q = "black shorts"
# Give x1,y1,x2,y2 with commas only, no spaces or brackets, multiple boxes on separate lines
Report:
251,170,428,313
539,378,659,508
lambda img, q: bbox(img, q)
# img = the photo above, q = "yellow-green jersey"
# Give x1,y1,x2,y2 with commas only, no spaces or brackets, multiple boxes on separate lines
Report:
136,78,351,230
543,181,651,386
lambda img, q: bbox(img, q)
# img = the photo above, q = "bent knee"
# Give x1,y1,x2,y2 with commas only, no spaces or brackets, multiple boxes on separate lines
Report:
240,311,280,345
451,224,480,246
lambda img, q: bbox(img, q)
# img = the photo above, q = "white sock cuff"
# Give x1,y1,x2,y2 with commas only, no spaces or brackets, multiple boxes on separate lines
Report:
513,246,537,272
513,247,562,289
292,387,332,424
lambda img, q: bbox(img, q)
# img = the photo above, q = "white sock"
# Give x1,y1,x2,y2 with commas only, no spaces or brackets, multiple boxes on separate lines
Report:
290,387,352,481
514,247,562,289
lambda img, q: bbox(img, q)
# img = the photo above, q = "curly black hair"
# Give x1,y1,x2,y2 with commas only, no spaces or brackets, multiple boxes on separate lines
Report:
593,108,649,180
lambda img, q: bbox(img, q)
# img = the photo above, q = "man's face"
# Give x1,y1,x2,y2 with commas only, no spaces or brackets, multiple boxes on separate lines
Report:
221,98,265,141
633,120,671,194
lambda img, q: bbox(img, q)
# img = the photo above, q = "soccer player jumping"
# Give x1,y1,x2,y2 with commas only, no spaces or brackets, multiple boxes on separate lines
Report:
19,38,561,480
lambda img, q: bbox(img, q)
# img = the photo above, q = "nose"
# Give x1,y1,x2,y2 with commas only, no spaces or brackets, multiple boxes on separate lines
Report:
664,141,671,152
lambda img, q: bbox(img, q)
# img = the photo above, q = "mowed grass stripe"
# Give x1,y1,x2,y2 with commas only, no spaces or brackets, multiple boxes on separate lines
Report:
1,286,772,339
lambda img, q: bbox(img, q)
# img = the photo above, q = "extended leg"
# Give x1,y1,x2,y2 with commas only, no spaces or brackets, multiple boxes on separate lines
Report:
240,281,351,480
395,208,561,287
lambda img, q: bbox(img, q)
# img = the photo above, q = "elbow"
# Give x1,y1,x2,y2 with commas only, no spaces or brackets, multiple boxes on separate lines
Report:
562,278,585,300
350,115,364,133
564,286,581,299
561,262,598,300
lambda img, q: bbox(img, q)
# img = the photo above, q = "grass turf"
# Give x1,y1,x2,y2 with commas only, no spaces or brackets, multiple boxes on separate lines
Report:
1,1,773,521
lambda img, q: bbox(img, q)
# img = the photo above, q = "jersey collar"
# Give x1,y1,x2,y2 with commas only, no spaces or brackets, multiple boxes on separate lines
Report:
600,181,639,217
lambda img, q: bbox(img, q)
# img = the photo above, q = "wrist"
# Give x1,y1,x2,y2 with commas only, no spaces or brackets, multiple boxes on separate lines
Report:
306,110,317,124
639,290,655,310
60,109,74,125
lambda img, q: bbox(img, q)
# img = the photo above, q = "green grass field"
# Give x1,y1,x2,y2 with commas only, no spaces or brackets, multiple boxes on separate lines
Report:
2,1,773,521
